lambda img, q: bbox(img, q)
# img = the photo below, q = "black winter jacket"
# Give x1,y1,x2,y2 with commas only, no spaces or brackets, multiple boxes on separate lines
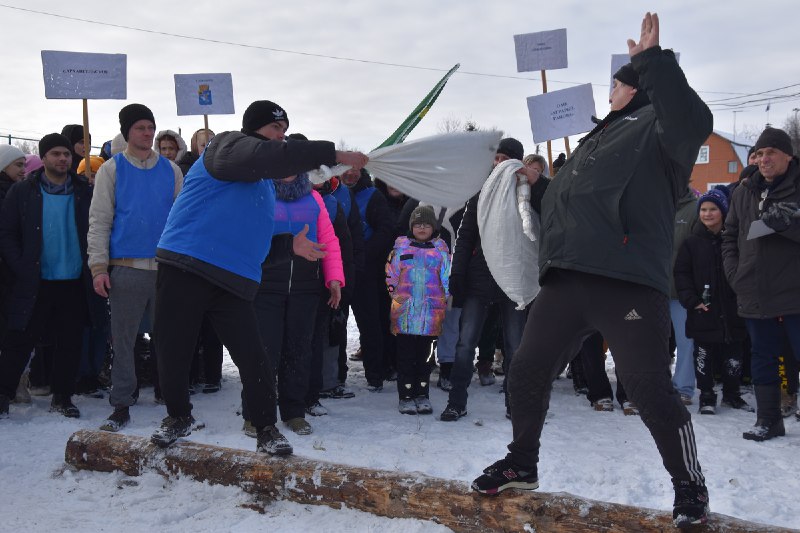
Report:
721,158,800,318
674,222,746,343
0,171,91,330
349,171,395,273
538,47,713,296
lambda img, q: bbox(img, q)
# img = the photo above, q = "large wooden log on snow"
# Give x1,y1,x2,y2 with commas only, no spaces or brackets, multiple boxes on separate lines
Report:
65,430,792,533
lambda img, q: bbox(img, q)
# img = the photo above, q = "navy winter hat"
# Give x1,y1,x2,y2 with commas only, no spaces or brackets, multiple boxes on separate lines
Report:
754,127,793,157
698,186,729,217
119,104,155,141
38,133,72,158
613,63,639,89
497,138,524,161
242,100,289,134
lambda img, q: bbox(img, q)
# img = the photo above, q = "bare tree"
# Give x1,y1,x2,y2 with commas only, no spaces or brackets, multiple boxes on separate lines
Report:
437,115,463,134
13,140,37,154
782,111,800,156
736,124,762,146
337,139,359,152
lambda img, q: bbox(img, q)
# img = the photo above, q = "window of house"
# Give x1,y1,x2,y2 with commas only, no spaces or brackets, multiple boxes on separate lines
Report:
727,161,738,174
696,145,709,164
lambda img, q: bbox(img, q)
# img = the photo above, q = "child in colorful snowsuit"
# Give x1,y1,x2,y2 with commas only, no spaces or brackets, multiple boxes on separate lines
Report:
386,206,450,415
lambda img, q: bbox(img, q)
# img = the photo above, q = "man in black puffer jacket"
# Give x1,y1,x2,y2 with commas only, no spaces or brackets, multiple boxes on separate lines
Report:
473,14,713,528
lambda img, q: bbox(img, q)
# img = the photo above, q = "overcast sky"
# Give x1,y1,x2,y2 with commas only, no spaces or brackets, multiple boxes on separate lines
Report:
1,0,798,158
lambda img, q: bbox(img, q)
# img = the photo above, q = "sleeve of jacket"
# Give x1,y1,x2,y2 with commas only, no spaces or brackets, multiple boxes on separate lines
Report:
332,203,355,304
87,158,117,277
529,176,550,215
312,191,344,287
0,183,25,275
673,241,700,310
347,189,366,273
439,242,451,296
385,239,401,296
451,194,479,278
631,47,713,172
721,188,742,286
204,131,337,183
364,191,396,266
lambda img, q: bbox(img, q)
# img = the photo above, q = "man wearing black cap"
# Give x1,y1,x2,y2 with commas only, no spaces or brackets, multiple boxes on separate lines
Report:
722,126,800,441
472,13,713,528
439,136,546,422
88,103,184,432
0,133,92,418
151,100,368,455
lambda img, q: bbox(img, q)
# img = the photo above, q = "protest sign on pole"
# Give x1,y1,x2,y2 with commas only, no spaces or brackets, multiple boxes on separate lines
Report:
41,50,127,180
513,29,569,169
174,73,235,133
526,84,596,144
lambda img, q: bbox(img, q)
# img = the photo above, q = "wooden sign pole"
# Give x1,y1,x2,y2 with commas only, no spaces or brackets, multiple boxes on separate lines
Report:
203,114,209,133
81,99,92,182
540,70,553,171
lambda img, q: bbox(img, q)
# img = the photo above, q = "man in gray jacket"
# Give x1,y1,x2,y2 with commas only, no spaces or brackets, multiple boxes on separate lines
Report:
472,13,713,528
722,126,800,441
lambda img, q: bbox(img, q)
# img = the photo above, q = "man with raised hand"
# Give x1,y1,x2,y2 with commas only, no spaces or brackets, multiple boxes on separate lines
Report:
472,13,713,529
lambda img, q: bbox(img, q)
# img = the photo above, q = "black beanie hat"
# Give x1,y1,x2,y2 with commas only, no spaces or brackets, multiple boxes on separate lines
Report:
409,205,438,231
60,124,86,146
38,133,72,158
613,63,639,89
553,153,567,169
497,137,524,161
119,104,155,141
242,100,289,134
287,133,308,141
754,127,793,156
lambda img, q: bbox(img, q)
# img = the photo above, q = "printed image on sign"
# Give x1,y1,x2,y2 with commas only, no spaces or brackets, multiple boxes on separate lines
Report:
526,83,596,143
174,73,234,116
41,50,126,99
513,29,568,73
609,52,679,95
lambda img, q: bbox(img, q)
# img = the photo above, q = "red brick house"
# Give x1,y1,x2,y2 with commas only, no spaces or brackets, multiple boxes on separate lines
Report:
690,131,752,192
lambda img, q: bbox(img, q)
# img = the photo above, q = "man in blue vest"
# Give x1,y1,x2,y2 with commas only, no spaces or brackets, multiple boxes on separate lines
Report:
88,104,184,432
152,100,368,454
0,133,91,418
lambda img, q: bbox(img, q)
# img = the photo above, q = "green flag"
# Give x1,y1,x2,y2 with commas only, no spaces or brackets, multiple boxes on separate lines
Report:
374,63,460,150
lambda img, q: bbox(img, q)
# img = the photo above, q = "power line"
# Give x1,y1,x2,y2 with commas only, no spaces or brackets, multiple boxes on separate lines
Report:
704,82,800,104
0,3,748,96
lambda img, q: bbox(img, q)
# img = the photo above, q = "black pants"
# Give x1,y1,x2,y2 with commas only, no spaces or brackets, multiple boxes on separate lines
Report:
350,271,384,385
396,334,434,399
579,332,629,405
694,341,743,397
0,279,85,398
253,289,319,421
508,269,704,485
154,264,277,428
190,316,223,385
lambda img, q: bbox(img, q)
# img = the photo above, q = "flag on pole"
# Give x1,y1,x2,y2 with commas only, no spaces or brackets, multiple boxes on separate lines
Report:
766,101,771,112
373,63,460,150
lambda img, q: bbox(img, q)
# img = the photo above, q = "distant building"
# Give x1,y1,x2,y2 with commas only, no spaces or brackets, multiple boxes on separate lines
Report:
690,130,752,192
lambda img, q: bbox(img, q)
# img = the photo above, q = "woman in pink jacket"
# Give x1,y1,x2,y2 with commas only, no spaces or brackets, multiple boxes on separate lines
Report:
245,172,344,437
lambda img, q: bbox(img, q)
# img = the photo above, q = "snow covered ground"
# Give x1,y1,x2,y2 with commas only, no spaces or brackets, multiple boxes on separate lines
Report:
1,318,798,532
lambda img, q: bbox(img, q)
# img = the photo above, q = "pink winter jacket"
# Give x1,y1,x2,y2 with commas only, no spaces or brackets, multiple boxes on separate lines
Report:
312,190,345,288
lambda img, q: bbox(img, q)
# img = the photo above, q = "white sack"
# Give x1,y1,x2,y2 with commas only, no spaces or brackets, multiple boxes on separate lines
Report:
309,131,502,208
477,159,540,309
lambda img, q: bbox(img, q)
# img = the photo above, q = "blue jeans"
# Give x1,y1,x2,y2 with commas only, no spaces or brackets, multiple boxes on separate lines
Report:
435,307,461,364
746,315,800,386
670,300,695,397
448,296,527,409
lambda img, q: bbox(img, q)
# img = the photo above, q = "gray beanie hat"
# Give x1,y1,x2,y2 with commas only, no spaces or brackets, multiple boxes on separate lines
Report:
0,145,26,171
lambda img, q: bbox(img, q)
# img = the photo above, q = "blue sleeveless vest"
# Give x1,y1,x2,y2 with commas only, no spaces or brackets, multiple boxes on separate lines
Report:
322,194,339,225
110,153,174,258
157,158,276,283
272,193,319,242
332,183,352,218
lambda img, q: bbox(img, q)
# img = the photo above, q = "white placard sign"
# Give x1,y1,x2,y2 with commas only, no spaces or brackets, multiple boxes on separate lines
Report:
174,73,235,116
513,29,568,72
526,83,596,143
609,52,680,94
41,50,126,99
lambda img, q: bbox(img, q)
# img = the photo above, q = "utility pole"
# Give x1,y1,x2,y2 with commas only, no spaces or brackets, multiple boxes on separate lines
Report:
732,110,741,142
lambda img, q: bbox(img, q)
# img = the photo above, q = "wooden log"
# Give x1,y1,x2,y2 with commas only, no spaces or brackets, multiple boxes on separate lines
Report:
65,430,793,533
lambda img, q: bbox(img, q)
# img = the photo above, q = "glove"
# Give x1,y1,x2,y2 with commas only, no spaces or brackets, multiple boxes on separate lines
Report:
448,273,465,304
761,202,800,232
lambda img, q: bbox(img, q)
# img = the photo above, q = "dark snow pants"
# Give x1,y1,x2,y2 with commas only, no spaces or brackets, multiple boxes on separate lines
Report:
155,264,278,428
507,269,705,485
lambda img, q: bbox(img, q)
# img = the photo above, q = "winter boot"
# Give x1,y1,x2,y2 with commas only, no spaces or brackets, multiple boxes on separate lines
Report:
50,394,80,418
592,398,614,412
476,360,496,386
151,415,194,447
242,420,257,438
414,396,433,415
14,371,31,404
305,401,329,417
672,480,709,528
398,399,417,415
99,406,130,432
285,417,312,435
780,390,797,418
721,394,754,412
622,401,639,416
256,425,293,456
698,391,717,415
743,384,785,441
440,403,467,421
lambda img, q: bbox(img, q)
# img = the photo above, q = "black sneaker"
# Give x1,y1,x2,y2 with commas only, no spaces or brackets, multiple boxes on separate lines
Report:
319,385,355,399
202,381,221,394
672,480,709,528
256,425,293,456
0,393,9,418
721,395,754,412
439,404,467,421
99,407,130,432
50,394,80,418
742,418,785,441
472,456,539,495
150,415,194,447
